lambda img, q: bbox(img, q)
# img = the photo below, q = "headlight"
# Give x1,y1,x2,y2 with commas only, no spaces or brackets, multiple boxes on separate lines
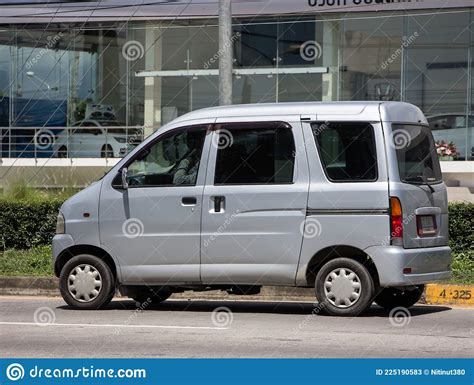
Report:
114,136,127,143
56,212,65,234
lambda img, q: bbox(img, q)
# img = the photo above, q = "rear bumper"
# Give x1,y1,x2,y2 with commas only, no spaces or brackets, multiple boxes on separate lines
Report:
365,245,451,287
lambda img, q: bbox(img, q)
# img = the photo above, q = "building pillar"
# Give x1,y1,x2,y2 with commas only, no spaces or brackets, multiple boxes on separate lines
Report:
322,19,340,101
143,25,162,138
218,0,233,105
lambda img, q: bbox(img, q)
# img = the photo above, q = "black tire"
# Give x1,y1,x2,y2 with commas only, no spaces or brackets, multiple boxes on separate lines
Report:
315,258,375,316
375,285,424,310
59,254,115,310
57,146,67,158
131,286,172,305
101,145,114,158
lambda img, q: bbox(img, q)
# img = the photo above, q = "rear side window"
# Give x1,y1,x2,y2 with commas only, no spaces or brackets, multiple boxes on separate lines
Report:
312,122,377,182
214,123,295,185
392,124,442,184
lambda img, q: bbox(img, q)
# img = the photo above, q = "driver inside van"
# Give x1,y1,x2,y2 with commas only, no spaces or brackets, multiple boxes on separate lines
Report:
173,132,204,185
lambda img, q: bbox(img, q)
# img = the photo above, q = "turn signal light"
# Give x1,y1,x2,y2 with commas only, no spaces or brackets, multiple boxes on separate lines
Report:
390,197,403,241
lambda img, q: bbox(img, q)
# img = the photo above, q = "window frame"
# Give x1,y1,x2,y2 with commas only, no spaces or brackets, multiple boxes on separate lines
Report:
112,123,211,189
212,121,296,186
312,121,379,184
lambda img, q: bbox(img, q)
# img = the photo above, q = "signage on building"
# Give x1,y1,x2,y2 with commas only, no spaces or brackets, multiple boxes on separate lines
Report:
0,0,471,23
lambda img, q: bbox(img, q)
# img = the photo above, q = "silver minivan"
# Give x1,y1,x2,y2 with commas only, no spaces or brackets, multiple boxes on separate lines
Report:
52,102,451,316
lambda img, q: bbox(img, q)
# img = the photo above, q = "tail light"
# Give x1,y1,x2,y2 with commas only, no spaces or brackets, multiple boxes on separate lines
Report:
416,215,437,237
390,197,403,243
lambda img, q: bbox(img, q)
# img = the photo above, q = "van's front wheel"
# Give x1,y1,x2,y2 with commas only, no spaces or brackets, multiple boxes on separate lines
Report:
59,254,115,310
375,285,424,310
315,258,375,316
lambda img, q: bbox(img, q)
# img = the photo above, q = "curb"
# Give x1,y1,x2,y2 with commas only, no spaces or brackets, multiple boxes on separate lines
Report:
0,277,472,306
0,276,316,302
425,284,474,306
0,276,59,296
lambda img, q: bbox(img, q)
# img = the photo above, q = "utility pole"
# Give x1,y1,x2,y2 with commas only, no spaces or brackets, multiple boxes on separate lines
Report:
218,0,233,105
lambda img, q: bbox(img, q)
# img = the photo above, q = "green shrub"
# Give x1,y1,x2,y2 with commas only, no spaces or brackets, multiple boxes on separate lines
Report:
448,202,473,254
0,198,65,250
0,198,472,258
450,252,474,285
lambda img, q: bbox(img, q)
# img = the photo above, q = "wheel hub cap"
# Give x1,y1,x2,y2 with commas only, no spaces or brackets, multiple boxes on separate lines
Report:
324,268,361,308
68,264,102,303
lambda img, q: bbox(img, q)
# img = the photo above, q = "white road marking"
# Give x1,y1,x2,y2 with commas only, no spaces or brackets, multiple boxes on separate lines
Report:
0,321,227,330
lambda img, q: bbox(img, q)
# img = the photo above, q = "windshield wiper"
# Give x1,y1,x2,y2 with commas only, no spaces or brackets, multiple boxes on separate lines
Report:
404,176,435,193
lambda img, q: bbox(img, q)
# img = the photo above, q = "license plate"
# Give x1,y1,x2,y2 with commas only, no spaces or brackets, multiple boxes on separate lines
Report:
417,215,437,236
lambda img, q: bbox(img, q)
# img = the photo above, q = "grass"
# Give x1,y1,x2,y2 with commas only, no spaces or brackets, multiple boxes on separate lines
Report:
0,246,54,277
0,246,473,285
1,178,79,201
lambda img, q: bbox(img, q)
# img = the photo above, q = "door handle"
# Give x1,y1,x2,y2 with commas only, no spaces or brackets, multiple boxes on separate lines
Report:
213,196,225,213
181,196,197,206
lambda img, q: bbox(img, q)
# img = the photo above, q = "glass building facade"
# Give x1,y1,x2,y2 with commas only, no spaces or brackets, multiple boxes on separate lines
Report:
0,7,473,159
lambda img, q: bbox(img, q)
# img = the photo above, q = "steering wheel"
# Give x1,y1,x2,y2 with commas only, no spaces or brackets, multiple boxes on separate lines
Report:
168,148,196,173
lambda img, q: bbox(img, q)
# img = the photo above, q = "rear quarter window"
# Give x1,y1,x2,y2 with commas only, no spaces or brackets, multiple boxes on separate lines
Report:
392,124,442,184
312,122,378,182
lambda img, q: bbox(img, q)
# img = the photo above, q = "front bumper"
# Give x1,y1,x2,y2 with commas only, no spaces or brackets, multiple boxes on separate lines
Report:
365,245,451,287
52,234,75,263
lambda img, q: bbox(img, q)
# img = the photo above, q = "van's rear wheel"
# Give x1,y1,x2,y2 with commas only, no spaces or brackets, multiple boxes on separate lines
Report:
375,285,424,310
57,146,67,158
315,258,374,316
59,254,115,310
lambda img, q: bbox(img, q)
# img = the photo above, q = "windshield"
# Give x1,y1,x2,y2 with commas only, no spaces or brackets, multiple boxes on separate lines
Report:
393,124,442,185
98,121,126,128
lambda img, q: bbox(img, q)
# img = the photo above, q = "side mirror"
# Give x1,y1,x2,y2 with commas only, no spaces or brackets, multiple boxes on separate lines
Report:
121,167,129,190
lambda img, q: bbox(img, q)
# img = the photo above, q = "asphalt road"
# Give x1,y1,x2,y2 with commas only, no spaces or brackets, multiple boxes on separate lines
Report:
1,296,472,358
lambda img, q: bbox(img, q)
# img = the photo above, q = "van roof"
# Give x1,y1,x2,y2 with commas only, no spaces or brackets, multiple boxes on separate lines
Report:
171,101,427,125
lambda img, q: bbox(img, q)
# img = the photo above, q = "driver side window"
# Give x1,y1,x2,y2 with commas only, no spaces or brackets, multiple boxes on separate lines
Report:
126,126,207,187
